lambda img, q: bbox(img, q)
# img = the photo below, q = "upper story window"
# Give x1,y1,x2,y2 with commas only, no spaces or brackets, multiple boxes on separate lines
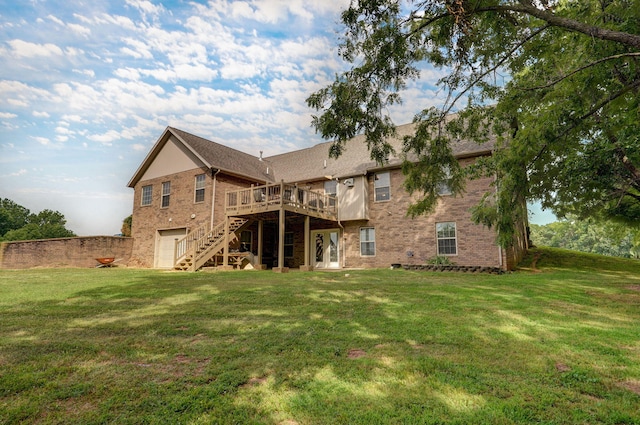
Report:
194,174,206,203
141,185,152,206
324,180,337,207
324,180,337,196
437,166,452,196
161,181,171,208
436,222,457,255
360,227,376,256
374,171,390,202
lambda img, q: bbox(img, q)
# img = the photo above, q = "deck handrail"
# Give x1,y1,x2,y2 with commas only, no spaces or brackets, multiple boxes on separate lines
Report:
173,221,227,267
174,223,208,265
225,181,337,218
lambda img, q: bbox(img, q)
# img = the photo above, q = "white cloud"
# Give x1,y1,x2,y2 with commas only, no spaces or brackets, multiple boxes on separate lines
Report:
113,68,141,80
132,143,146,151
61,115,87,123
87,130,121,145
55,126,73,135
7,39,63,57
67,23,91,37
47,15,65,26
32,111,50,118
0,112,17,119
73,69,96,77
125,0,165,20
32,136,51,146
7,169,28,177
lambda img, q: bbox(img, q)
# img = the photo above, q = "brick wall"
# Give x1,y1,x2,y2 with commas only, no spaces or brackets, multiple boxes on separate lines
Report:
340,159,514,269
127,160,525,271
0,236,133,269
129,168,263,267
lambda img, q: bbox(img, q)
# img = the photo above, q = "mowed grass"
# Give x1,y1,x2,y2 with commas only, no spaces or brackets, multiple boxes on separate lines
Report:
1,247,639,424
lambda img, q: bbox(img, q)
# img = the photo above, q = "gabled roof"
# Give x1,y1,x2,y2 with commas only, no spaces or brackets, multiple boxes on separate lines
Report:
128,127,272,187
129,122,494,188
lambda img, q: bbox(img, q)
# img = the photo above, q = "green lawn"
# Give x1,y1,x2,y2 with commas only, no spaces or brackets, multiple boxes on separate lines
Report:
1,247,639,424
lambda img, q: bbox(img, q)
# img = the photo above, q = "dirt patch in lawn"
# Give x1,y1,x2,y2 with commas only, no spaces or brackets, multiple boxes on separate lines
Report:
241,376,268,388
347,349,367,359
619,380,640,395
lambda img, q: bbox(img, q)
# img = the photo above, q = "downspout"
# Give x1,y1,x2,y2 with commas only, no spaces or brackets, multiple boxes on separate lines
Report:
339,218,345,268
210,168,220,229
336,177,346,268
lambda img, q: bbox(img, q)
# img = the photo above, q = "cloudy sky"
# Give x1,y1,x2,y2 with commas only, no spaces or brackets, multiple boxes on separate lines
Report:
0,0,554,236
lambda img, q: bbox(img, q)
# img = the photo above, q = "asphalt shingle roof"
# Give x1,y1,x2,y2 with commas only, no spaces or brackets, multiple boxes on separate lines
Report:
131,122,495,187
169,127,273,183
264,122,495,182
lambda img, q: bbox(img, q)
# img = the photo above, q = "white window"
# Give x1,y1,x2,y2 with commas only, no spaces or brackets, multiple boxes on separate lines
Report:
324,180,337,196
437,166,452,196
325,180,337,207
436,222,457,255
360,227,375,256
141,185,152,206
374,171,390,202
194,174,206,203
161,181,171,208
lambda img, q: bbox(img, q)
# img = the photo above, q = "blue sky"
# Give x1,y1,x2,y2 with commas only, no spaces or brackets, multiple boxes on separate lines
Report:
0,0,554,235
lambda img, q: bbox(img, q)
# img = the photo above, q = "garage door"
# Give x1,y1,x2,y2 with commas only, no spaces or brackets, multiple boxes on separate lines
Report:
155,228,187,268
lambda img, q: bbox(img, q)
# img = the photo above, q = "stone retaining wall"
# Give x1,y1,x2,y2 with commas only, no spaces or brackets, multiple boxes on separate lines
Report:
0,236,133,269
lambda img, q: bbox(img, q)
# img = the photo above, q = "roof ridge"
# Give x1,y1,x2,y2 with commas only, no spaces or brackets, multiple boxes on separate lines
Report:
168,126,261,161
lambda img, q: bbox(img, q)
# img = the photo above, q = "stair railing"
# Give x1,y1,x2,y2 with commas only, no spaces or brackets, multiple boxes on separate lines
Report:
174,223,208,266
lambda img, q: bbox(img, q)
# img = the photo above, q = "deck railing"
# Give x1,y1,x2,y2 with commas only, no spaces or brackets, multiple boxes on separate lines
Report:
225,182,337,218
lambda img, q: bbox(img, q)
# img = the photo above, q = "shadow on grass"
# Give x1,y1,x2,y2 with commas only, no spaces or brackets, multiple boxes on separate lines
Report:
1,264,640,424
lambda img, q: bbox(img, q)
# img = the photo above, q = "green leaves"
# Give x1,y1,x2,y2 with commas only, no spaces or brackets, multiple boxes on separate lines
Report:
307,0,640,247
0,199,76,241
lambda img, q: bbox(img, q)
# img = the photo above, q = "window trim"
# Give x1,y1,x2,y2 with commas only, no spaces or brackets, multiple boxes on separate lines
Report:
374,171,390,202
141,185,153,206
161,181,171,208
194,174,206,203
436,222,458,256
360,227,376,257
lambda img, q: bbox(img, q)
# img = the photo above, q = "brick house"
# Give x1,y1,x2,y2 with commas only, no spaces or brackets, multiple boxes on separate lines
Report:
127,124,528,271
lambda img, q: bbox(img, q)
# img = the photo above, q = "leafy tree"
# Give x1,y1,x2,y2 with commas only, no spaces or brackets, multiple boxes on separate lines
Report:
121,215,132,237
0,200,76,241
0,198,31,236
307,0,640,247
531,218,640,258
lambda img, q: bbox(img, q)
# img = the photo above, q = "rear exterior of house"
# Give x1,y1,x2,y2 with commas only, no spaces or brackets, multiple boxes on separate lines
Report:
127,125,527,271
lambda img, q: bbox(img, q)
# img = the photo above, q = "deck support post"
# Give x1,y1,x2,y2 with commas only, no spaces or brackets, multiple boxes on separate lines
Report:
300,215,313,271
256,220,266,270
223,217,230,267
274,207,289,273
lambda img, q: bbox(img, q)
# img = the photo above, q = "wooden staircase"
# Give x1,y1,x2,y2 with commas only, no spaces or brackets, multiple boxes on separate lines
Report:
173,217,249,271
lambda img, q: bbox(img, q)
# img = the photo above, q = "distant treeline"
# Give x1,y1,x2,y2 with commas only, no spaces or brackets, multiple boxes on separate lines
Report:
530,218,639,259
0,198,76,241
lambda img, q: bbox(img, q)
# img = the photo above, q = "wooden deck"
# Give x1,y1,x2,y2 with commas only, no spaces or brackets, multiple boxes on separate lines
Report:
225,182,337,221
